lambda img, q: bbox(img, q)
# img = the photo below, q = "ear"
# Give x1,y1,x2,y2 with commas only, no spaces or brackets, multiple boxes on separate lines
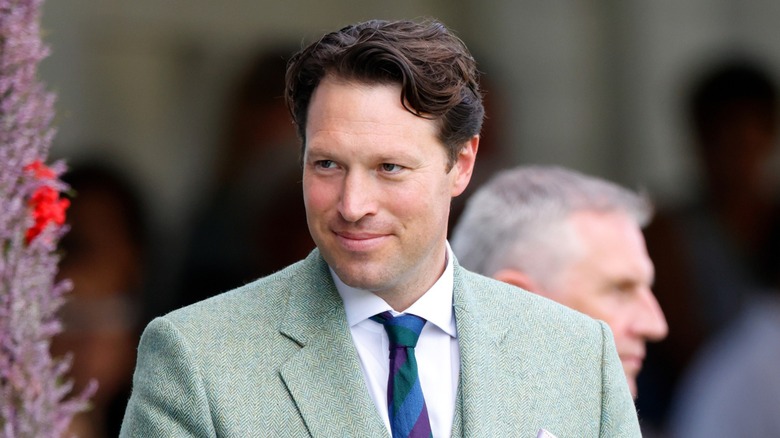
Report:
493,268,539,293
450,135,479,197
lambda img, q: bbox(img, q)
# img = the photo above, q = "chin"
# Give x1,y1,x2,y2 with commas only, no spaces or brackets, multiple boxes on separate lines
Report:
621,366,640,398
626,378,638,399
333,265,386,291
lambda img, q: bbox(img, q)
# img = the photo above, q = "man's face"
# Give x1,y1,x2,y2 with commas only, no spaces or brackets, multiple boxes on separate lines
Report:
302,77,476,310
549,210,668,397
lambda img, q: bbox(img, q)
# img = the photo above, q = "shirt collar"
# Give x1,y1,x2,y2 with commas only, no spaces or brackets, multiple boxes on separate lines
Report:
333,242,457,338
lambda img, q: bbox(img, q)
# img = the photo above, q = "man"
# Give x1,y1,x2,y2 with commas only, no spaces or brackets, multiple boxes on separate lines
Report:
451,165,668,397
120,20,640,437
663,59,780,438
638,59,780,430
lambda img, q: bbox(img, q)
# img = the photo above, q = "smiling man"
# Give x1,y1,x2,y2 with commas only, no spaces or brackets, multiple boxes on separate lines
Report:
302,78,471,312
121,20,641,437
451,165,669,397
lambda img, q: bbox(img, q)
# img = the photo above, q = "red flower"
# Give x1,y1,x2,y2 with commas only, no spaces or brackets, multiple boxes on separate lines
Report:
24,160,57,179
24,160,70,244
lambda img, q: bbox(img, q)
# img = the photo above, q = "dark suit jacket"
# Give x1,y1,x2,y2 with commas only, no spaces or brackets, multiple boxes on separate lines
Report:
120,249,640,437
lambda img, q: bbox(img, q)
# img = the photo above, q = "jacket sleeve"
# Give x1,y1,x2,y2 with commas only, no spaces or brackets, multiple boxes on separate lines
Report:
119,317,217,438
597,321,642,437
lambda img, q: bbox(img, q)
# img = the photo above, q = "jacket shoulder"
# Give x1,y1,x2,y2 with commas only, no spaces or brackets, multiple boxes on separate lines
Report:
454,267,640,436
165,254,319,329
458,268,599,331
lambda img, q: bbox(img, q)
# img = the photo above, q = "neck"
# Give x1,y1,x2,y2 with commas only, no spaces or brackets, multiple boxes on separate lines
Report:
377,247,450,312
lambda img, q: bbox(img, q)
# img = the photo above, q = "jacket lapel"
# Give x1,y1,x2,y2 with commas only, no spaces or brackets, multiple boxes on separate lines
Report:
278,251,388,438
452,264,515,436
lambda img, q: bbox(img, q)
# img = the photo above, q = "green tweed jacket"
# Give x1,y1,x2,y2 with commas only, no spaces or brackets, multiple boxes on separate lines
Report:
120,249,640,437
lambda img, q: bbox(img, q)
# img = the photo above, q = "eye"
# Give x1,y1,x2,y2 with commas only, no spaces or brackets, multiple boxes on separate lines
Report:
610,281,636,296
315,160,337,169
380,163,403,173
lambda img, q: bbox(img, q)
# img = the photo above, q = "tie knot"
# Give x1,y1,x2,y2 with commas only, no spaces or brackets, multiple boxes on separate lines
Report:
371,311,426,348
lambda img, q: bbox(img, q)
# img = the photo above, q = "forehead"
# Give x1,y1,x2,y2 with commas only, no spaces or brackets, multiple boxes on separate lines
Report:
308,76,406,118
305,77,442,152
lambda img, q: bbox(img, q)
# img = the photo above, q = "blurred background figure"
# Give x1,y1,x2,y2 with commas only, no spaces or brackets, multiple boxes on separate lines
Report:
174,46,314,308
638,58,780,432
450,165,668,400
667,284,780,437
52,161,150,438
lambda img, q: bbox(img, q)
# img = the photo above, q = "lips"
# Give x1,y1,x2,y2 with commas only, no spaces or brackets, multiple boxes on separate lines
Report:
334,230,390,251
619,354,645,373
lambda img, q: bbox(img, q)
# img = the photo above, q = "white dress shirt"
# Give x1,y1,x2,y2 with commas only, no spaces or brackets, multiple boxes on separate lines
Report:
333,243,460,438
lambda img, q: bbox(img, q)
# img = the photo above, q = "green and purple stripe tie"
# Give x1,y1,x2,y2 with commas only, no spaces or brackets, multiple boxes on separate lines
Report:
372,311,433,438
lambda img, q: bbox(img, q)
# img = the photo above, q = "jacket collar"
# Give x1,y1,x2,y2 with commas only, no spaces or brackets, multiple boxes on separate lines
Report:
279,250,388,437
278,250,512,437
452,259,511,436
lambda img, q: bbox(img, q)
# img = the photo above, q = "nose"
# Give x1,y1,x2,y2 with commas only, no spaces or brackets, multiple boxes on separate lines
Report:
632,288,669,342
338,171,376,223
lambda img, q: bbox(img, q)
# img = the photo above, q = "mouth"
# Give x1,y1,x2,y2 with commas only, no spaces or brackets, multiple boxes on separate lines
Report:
333,230,390,251
619,354,645,374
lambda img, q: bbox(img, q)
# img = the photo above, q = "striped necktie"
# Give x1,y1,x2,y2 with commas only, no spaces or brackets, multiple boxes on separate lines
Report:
371,311,433,438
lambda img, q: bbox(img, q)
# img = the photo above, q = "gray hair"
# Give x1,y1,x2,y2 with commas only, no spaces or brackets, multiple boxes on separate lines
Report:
450,165,653,284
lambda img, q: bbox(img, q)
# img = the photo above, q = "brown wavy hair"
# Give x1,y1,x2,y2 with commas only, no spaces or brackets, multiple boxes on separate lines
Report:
285,19,484,169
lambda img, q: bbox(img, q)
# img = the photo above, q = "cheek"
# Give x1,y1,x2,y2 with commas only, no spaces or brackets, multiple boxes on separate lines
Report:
302,176,333,214
388,181,450,224
567,296,632,347
564,290,619,327
593,304,633,342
